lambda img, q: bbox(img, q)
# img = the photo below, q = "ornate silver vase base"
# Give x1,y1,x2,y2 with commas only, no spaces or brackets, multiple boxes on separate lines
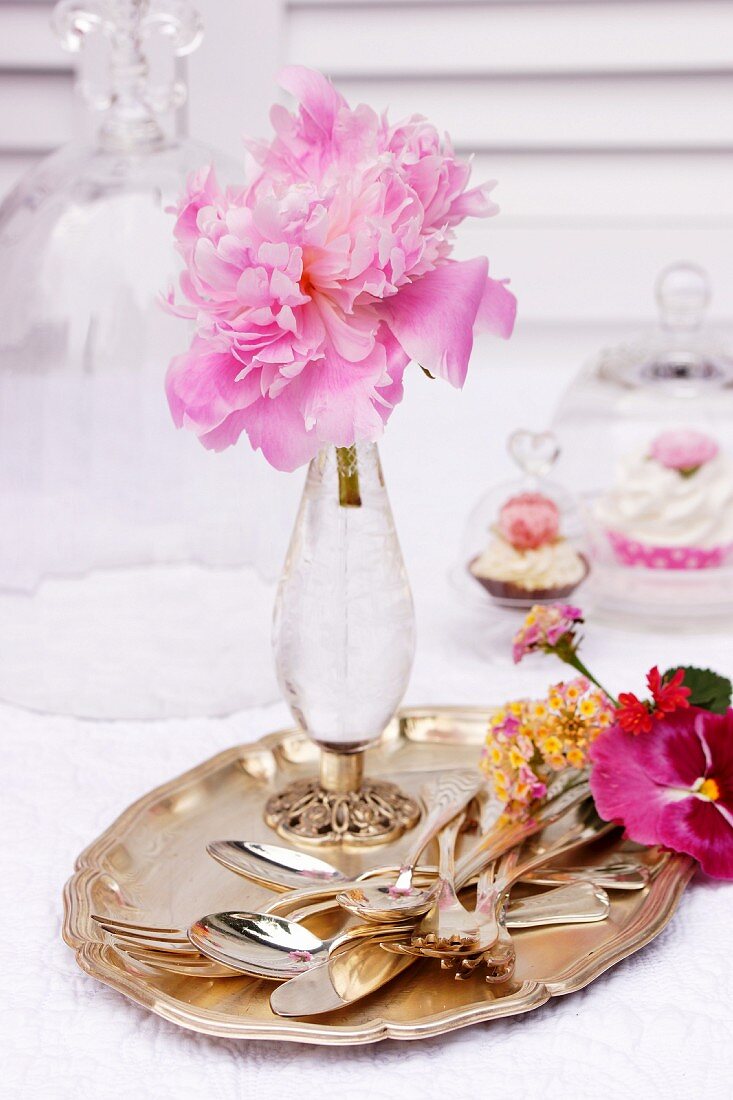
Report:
264,749,421,845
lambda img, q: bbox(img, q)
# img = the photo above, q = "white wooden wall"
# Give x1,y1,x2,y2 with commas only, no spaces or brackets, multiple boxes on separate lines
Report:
0,1,76,194
2,0,733,324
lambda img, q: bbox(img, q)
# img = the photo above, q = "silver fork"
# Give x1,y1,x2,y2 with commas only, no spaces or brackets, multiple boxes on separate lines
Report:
396,792,516,980
459,792,516,981
409,813,480,952
115,945,236,978
433,815,612,961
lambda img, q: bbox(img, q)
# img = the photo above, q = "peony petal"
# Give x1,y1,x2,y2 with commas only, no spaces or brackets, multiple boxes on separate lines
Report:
277,66,346,138
378,258,490,387
313,294,377,363
474,275,517,340
197,409,251,452
299,341,391,445
448,182,499,222
373,325,409,425
165,343,260,434
202,394,319,471
191,238,242,301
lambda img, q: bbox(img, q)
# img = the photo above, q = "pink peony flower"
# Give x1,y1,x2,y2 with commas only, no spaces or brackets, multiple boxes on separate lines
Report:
649,429,719,473
165,67,516,471
590,707,733,879
499,492,559,550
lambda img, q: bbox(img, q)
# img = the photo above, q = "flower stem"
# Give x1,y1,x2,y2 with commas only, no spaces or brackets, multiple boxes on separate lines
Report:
560,650,618,708
336,445,362,508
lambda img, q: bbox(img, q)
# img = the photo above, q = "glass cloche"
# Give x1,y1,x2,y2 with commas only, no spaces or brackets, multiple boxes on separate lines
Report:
0,0,282,718
552,262,733,625
453,429,590,612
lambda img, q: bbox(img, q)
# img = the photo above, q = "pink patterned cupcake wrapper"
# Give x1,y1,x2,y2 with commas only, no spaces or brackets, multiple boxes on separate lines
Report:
606,530,733,570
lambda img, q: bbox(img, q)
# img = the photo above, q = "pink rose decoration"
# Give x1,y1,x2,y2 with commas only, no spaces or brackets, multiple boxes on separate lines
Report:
590,707,733,880
649,429,719,473
499,492,559,550
165,67,516,471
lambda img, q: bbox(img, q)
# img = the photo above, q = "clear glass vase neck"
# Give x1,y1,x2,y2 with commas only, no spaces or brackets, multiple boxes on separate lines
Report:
312,442,383,509
273,440,415,751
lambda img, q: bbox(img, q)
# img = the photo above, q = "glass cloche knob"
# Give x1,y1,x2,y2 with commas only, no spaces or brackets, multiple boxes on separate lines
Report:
52,0,203,148
655,261,711,334
507,429,561,481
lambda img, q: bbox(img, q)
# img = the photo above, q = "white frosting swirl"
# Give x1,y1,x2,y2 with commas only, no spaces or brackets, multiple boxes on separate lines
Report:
595,451,733,548
473,535,586,590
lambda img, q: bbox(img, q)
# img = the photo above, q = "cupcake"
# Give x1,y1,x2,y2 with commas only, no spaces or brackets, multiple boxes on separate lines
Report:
594,429,733,569
470,492,588,602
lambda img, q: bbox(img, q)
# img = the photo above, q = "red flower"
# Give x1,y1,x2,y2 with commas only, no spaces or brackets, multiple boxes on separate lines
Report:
616,667,692,734
647,666,691,715
615,692,653,735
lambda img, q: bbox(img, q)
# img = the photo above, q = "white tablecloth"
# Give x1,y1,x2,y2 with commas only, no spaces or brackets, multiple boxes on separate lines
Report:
5,331,733,1099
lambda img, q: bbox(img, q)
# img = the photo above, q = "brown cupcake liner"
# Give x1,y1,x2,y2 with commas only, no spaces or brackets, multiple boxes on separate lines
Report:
468,554,589,605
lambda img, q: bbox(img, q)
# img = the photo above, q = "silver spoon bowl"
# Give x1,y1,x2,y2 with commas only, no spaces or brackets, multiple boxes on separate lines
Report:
207,841,352,893
188,911,413,981
335,879,442,923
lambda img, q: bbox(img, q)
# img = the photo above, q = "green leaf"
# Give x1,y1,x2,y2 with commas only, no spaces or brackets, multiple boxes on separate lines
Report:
418,364,435,380
663,665,732,714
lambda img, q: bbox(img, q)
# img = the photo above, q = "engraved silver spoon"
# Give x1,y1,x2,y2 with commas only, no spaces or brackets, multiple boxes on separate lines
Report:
333,769,483,923
186,911,414,981
208,839,648,894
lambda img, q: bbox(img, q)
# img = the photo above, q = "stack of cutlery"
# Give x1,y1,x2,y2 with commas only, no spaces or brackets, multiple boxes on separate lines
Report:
92,769,652,1019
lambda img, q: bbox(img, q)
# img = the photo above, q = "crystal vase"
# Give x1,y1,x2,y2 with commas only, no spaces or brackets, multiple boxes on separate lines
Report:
266,443,419,844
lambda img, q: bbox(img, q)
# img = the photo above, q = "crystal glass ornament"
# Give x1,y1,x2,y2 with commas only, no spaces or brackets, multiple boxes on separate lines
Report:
552,262,733,625
452,429,589,613
265,444,420,845
0,0,279,718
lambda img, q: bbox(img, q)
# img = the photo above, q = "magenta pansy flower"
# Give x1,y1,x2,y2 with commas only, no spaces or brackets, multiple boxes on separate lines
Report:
649,429,719,472
165,66,516,471
590,707,733,879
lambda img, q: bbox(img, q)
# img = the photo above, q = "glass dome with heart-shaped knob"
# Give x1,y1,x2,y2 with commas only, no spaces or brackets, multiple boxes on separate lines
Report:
0,0,282,719
452,429,590,612
552,262,733,625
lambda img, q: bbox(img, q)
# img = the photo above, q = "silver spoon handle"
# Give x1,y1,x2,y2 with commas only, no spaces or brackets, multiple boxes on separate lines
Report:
494,820,603,900
506,882,609,927
455,779,591,889
263,881,355,919
475,788,500,908
397,770,482,879
329,920,415,953
521,861,649,889
436,812,465,902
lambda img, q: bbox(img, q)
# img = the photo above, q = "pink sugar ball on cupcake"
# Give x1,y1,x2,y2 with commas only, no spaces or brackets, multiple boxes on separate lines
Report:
498,493,559,550
649,429,719,473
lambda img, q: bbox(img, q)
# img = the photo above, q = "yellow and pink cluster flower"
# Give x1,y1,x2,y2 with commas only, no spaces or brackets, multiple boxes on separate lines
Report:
481,677,615,814
512,603,583,664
